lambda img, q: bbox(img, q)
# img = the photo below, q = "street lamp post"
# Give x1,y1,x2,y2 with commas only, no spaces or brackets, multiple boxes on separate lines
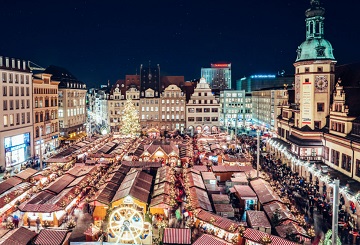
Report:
256,129,260,178
332,179,339,245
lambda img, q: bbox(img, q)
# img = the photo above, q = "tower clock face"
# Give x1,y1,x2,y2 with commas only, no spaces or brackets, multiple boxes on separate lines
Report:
315,75,328,92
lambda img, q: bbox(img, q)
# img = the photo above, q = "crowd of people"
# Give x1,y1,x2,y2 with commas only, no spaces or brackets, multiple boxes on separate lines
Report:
235,132,360,244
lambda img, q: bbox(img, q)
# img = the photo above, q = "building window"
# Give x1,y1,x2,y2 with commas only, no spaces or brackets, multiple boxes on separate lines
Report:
317,67,323,72
204,108,210,113
188,117,194,122
196,117,202,122
3,100,7,110
341,154,351,172
317,103,324,112
196,108,202,113
188,108,194,113
324,147,329,160
211,117,218,121
356,160,360,177
331,149,340,166
305,67,310,72
314,121,321,129
204,117,210,122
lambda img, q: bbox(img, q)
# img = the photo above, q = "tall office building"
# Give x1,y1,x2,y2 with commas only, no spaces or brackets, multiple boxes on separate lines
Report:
201,63,231,91
0,57,33,169
236,74,294,92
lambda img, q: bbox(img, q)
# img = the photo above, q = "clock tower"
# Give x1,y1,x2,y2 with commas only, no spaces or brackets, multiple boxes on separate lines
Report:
294,0,336,130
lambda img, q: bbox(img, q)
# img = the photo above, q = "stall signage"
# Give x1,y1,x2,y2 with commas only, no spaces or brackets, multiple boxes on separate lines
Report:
5,143,27,152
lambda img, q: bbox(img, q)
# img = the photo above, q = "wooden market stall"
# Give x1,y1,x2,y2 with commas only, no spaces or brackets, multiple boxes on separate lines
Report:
192,234,232,245
195,209,240,244
246,210,271,234
211,194,230,204
0,227,36,245
214,204,235,218
201,171,217,185
242,228,299,245
262,201,297,225
33,229,71,245
275,221,311,244
163,228,191,245
233,185,258,212
250,179,282,208
150,194,171,215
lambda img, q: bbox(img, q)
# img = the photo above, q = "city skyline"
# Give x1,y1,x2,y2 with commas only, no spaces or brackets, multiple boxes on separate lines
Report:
0,0,359,87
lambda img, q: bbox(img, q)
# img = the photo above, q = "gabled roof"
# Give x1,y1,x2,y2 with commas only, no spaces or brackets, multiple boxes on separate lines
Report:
112,169,153,204
33,229,69,245
0,227,36,245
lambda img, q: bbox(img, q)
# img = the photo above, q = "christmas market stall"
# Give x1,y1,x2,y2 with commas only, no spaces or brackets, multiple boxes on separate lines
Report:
195,209,241,244
33,229,72,245
249,179,282,208
242,228,299,245
275,221,311,244
111,168,153,215
262,201,297,225
233,185,258,212
0,227,36,245
140,141,179,165
163,228,191,245
212,166,243,182
246,210,271,234
192,234,232,245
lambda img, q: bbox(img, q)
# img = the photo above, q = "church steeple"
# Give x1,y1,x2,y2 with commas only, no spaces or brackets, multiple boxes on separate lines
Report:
305,0,325,40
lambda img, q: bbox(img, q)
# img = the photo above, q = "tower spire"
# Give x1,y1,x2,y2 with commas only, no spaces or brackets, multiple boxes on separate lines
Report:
305,0,325,40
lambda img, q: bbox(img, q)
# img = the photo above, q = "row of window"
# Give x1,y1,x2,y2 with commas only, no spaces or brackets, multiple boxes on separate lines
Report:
188,117,218,122
3,99,30,110
2,72,30,84
34,111,57,123
3,113,31,127
188,108,218,113
34,88,57,95
34,98,58,108
2,86,30,96
35,124,58,138
331,121,345,133
330,149,352,172
191,100,218,104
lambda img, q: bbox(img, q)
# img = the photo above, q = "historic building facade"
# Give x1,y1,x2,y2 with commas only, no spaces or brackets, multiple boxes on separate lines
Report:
186,77,220,135
44,66,87,141
272,0,360,225
159,84,186,132
0,56,34,169
33,73,60,157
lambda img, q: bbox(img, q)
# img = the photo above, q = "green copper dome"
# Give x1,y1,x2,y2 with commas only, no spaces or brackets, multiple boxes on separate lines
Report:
296,39,335,62
295,0,335,62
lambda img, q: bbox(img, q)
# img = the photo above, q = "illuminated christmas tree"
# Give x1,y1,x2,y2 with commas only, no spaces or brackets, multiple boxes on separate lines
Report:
120,98,140,136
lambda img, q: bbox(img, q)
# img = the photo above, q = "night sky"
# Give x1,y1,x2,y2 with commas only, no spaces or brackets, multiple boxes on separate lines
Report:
1,0,359,88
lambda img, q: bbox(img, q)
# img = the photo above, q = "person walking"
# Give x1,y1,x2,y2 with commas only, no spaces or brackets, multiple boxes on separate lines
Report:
35,217,40,232
27,216,31,228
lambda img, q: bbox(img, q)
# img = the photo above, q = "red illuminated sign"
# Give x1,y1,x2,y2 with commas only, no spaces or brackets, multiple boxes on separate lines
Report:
211,63,230,68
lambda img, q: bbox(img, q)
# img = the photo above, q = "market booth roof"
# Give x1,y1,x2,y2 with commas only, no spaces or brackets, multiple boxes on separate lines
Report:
33,229,71,245
246,210,271,229
192,234,232,245
163,228,191,244
243,228,299,245
250,179,282,205
196,209,240,233
275,221,310,241
14,168,37,180
233,185,257,200
0,227,36,245
263,201,296,224
0,177,22,195
122,160,162,168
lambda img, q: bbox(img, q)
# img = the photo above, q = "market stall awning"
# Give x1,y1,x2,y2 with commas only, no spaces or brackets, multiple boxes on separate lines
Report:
244,228,299,245
0,227,36,245
33,229,70,245
246,210,271,229
192,234,232,245
163,228,191,244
